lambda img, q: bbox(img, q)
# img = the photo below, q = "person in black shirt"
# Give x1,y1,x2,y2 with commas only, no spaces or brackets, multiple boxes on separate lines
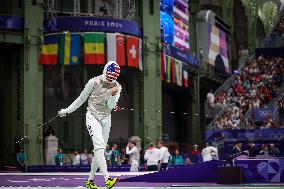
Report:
247,142,259,157
224,142,242,166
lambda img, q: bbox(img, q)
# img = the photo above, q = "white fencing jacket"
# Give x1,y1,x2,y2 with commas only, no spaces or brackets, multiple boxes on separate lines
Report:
65,75,121,120
144,147,160,166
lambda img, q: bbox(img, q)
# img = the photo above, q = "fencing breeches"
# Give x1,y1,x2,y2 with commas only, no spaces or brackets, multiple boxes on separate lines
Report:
86,111,111,182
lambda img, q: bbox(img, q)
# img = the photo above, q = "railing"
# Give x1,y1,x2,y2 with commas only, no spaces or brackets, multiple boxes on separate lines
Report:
273,105,280,126
243,107,252,128
207,104,233,129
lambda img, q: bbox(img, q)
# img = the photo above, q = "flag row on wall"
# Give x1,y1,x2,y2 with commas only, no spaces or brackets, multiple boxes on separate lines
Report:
161,52,189,88
39,32,143,71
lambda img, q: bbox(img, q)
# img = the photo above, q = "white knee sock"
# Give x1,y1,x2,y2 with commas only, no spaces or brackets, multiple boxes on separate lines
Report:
88,155,98,181
95,149,110,182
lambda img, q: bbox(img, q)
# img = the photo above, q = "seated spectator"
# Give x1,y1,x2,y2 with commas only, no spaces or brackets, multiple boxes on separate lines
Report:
247,142,259,157
191,144,200,155
171,149,184,165
269,143,280,157
55,148,64,166
80,149,90,165
184,157,193,165
16,148,26,171
262,116,277,129
224,142,243,166
72,150,80,166
259,145,270,156
231,142,243,155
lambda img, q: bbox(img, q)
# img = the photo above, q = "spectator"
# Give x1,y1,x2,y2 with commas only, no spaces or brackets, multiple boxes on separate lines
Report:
120,148,129,165
144,143,160,171
247,142,259,157
110,144,120,165
191,144,200,155
184,157,193,165
224,142,243,166
207,89,215,108
259,145,270,155
158,141,170,171
201,143,218,162
80,149,90,165
211,56,284,130
269,143,280,157
126,140,140,172
16,148,26,171
55,148,64,166
231,142,243,155
171,149,184,165
72,150,80,166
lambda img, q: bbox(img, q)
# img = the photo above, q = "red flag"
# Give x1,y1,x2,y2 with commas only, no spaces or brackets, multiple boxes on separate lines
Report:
107,33,126,66
183,65,188,88
126,36,139,68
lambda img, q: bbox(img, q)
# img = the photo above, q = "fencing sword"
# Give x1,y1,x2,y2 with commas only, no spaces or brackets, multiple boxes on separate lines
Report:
38,113,60,129
16,113,60,144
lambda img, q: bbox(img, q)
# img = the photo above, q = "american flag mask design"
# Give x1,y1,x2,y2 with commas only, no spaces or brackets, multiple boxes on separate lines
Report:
105,62,120,82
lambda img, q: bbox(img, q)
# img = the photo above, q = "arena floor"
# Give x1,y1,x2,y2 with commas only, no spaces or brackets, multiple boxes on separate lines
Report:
0,172,283,188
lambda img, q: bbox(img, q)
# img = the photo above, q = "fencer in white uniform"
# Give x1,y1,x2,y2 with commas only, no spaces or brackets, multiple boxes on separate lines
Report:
158,141,170,171
126,141,140,172
58,61,121,189
202,143,219,162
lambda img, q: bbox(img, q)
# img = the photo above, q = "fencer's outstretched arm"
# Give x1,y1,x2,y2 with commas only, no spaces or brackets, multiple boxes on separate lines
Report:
107,85,122,110
62,79,95,115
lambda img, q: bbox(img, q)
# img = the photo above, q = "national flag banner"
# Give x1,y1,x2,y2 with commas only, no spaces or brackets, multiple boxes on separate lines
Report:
138,38,143,71
59,33,81,65
165,55,172,83
183,64,189,88
39,34,59,65
171,59,176,84
175,59,183,86
126,36,139,68
84,32,105,64
160,52,165,80
106,33,126,66
208,24,230,73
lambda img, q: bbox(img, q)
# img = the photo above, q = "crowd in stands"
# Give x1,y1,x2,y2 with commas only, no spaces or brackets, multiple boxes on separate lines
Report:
272,14,284,36
208,56,284,130
230,142,281,158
